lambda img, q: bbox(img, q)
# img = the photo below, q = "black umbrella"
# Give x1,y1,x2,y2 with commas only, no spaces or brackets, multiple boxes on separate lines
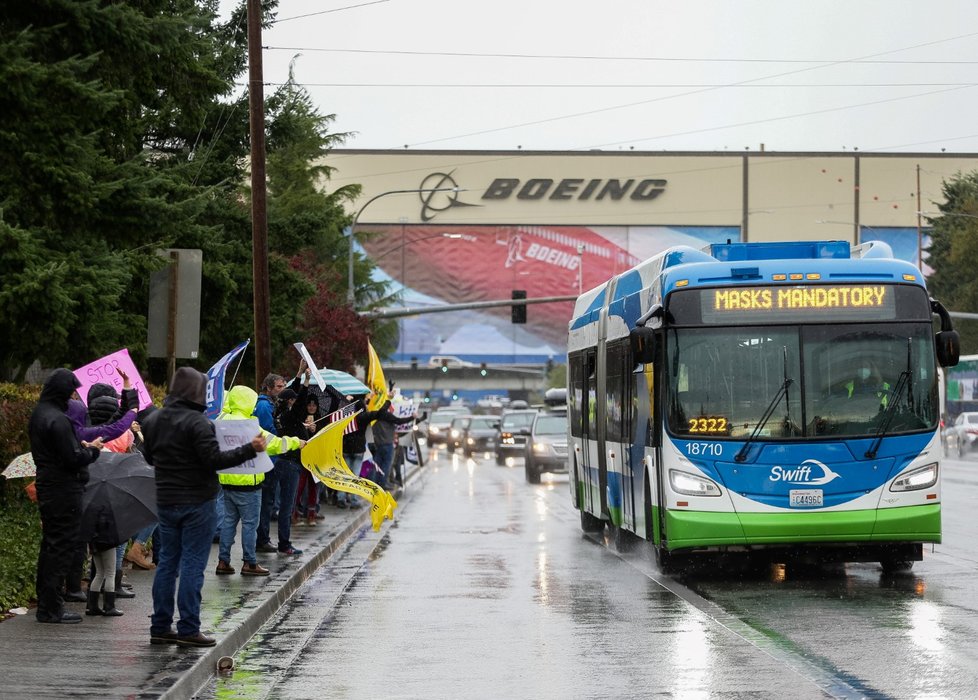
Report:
80,451,157,550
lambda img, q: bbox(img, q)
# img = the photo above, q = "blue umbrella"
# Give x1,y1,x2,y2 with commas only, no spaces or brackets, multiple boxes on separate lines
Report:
318,368,370,396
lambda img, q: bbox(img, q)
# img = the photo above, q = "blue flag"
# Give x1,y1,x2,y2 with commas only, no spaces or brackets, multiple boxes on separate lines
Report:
205,339,250,420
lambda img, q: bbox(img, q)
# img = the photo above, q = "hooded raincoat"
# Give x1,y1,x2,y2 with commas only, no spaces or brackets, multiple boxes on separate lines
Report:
218,386,302,490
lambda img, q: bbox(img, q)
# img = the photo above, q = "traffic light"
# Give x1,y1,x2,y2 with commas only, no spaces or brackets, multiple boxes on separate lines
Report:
511,289,527,324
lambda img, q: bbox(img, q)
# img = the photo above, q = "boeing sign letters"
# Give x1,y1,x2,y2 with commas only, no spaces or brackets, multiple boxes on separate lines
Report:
415,173,669,221
481,177,668,201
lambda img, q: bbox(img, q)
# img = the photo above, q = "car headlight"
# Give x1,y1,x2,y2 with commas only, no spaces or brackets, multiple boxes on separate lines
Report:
429,426,439,434
451,430,459,438
532,442,549,454
890,463,938,492
466,437,474,445
669,469,722,497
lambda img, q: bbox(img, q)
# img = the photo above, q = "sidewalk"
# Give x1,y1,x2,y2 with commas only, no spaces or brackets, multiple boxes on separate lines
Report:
0,466,417,699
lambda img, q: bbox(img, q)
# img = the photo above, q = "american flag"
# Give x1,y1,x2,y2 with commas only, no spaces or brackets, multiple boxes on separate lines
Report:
326,403,359,435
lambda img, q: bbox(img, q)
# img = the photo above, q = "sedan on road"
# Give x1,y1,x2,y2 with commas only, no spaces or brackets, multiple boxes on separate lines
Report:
948,411,978,457
524,411,568,484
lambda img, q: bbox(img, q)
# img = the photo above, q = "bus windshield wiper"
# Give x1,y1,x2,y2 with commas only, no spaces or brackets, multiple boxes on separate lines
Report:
735,346,793,463
865,338,913,459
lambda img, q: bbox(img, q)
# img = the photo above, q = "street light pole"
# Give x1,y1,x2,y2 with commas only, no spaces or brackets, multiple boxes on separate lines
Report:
346,187,462,308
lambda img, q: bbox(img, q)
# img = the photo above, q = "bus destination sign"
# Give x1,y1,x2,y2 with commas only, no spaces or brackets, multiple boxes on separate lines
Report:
714,285,886,312
697,284,898,323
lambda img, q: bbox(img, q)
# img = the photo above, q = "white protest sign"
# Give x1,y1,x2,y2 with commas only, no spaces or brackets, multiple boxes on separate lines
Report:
214,418,274,474
294,342,326,391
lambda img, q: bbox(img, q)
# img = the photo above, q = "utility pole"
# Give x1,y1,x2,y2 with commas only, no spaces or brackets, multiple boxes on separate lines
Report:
247,0,271,386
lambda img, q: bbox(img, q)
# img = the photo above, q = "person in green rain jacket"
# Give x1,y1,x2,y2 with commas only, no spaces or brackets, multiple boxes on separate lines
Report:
215,386,305,576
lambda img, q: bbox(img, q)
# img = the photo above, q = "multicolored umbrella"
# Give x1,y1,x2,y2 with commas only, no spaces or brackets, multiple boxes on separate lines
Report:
318,368,370,396
2,452,36,479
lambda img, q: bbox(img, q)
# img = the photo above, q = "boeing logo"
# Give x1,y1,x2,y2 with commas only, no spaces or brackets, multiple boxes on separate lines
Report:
769,459,842,486
418,171,479,222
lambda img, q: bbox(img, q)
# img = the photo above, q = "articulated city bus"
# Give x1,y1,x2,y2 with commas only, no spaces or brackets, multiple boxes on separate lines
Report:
567,240,960,571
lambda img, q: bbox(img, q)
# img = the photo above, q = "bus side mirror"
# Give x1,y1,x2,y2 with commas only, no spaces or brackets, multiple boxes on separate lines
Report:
936,330,960,367
630,326,656,364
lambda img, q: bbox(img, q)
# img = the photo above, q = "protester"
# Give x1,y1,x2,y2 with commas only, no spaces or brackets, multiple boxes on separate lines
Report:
87,382,143,599
29,369,103,624
340,393,416,505
270,366,325,552
292,393,324,523
366,395,422,489
127,405,160,568
142,367,267,647
215,386,305,577
63,371,139,601
254,372,288,552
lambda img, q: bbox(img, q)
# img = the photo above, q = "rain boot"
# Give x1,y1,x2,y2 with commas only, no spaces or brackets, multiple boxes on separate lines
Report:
114,570,135,599
102,592,123,617
85,590,104,616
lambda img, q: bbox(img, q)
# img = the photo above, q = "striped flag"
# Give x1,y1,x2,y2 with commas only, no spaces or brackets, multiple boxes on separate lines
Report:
327,403,359,434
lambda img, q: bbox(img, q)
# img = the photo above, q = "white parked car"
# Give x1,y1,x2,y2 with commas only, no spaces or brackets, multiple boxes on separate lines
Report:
948,412,978,458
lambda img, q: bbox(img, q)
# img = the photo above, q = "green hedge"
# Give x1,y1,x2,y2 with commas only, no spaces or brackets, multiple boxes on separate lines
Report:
0,383,41,610
0,381,166,611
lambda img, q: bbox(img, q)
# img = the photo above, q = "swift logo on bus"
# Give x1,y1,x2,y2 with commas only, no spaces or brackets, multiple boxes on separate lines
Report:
769,459,841,486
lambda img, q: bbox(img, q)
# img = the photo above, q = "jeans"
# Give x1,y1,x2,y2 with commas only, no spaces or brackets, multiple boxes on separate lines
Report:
214,486,224,539
151,499,216,638
274,458,302,550
219,489,261,565
370,442,394,489
342,453,363,505
259,458,300,548
134,523,157,545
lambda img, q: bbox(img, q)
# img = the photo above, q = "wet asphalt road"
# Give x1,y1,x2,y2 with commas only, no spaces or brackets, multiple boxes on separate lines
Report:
203,450,978,700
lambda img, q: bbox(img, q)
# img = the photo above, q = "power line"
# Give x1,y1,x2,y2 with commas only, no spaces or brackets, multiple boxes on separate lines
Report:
273,0,391,24
264,81,978,89
400,31,978,149
264,45,978,65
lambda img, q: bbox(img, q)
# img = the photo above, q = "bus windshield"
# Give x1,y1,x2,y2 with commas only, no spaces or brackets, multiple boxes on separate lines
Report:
666,322,938,441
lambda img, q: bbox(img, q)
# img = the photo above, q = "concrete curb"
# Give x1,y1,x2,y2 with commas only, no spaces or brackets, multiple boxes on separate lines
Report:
141,463,420,699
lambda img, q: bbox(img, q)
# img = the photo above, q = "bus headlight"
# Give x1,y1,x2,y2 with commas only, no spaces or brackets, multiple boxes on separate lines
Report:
669,469,722,497
889,463,938,492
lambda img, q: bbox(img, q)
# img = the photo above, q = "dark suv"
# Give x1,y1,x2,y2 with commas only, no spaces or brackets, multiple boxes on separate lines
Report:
494,409,538,465
524,411,568,484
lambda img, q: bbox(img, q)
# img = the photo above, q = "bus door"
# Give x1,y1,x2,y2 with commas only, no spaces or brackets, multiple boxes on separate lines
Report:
581,348,599,515
594,337,610,519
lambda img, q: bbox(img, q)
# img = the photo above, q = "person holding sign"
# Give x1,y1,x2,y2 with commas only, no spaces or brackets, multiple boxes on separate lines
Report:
215,386,306,577
141,367,267,648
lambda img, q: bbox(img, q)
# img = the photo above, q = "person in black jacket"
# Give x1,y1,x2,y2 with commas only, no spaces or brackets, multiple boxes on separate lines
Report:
30,369,103,624
141,367,267,648
340,394,416,503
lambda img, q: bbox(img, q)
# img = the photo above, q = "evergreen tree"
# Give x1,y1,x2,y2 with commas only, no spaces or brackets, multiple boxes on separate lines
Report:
924,170,978,354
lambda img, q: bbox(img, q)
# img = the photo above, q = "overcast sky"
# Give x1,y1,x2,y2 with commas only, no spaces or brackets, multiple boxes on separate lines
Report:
222,0,978,153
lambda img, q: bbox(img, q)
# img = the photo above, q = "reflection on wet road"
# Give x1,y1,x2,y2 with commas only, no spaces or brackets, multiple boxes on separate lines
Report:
205,452,978,699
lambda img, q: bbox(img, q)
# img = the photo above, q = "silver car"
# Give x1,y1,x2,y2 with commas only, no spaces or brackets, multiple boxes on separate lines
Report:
524,411,568,484
948,411,978,458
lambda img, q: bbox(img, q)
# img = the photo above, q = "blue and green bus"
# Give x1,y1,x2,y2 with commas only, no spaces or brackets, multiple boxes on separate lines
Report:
567,240,960,571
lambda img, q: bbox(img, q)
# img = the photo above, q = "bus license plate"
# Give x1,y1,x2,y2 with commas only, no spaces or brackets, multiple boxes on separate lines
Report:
789,489,823,507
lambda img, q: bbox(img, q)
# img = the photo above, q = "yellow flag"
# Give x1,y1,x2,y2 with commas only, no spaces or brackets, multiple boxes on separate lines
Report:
366,340,388,412
299,411,397,531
